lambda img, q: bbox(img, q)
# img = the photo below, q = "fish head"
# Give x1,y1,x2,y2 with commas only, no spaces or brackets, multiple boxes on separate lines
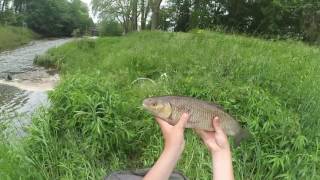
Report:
143,97,172,120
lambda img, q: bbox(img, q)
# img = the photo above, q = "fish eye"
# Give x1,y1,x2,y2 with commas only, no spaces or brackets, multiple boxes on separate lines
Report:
152,102,157,106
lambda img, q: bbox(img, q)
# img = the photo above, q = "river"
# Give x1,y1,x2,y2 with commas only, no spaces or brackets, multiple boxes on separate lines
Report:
0,38,71,137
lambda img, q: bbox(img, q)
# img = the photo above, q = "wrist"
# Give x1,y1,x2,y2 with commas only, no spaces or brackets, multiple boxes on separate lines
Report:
164,143,184,155
211,146,234,180
159,146,183,167
163,143,184,155
211,147,231,157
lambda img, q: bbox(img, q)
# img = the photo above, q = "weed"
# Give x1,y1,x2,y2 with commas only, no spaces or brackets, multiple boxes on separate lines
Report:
0,25,38,52
5,31,320,179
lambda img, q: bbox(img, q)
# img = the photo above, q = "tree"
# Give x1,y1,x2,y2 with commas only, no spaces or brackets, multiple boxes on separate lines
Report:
150,0,162,29
159,0,319,43
140,0,150,30
0,0,28,25
98,19,122,36
131,0,138,30
25,0,93,37
70,0,94,35
174,0,191,32
301,3,320,42
159,4,174,30
92,0,133,33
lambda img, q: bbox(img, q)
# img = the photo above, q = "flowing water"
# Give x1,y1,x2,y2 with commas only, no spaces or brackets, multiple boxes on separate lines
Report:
0,39,71,137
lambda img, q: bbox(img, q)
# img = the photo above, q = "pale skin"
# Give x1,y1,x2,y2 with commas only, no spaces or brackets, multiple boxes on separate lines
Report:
143,114,234,180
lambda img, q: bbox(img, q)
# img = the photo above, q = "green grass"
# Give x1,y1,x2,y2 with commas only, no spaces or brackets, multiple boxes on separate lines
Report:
0,25,38,52
5,31,320,179
0,120,42,180
0,141,43,180
33,39,96,69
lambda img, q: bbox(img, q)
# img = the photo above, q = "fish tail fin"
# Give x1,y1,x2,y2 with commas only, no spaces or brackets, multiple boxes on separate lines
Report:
234,128,250,146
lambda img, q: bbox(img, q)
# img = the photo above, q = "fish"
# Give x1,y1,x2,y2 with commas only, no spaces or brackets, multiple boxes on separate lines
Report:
142,96,249,145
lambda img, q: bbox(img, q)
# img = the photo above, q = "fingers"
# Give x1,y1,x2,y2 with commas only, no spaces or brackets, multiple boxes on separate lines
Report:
176,113,190,129
195,129,220,151
212,116,224,134
195,129,214,140
155,112,190,136
195,129,209,139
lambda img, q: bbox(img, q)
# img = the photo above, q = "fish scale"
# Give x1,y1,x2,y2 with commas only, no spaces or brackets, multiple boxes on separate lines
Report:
171,97,217,130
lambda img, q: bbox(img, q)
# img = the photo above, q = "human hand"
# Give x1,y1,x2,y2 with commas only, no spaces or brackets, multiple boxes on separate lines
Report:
195,116,230,154
155,113,190,154
196,117,234,180
144,113,190,180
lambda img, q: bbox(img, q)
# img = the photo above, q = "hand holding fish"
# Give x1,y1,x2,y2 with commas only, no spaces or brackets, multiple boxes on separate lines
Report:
196,116,235,180
144,113,190,180
156,112,190,154
143,96,237,180
195,116,230,153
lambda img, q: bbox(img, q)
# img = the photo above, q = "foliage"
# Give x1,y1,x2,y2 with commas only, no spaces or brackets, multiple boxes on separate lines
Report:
301,3,320,43
162,0,320,43
33,54,61,69
33,39,96,69
92,0,163,32
71,28,81,37
0,140,43,179
159,6,174,31
92,0,138,33
23,31,320,179
0,10,25,26
0,0,27,26
98,20,123,36
0,119,43,179
76,38,96,49
25,0,93,37
0,25,38,52
0,0,93,37
173,0,191,32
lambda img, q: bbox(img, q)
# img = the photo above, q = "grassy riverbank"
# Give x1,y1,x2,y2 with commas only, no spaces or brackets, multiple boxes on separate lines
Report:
0,26,38,52
3,31,320,179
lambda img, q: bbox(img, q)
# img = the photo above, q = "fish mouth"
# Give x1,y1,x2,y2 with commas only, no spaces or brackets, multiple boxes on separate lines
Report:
142,102,147,108
142,98,153,108
142,99,148,108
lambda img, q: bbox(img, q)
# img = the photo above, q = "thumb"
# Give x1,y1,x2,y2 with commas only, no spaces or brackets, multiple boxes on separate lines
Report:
156,117,172,134
212,116,224,133
176,112,190,129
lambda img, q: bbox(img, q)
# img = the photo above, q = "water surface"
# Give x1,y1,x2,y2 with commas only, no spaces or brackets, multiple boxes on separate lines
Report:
0,38,71,136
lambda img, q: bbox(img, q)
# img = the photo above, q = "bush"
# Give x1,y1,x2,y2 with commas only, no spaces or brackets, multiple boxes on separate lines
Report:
301,4,320,44
0,25,38,52
33,53,63,69
76,38,96,49
71,28,81,37
98,20,122,36
0,120,43,179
